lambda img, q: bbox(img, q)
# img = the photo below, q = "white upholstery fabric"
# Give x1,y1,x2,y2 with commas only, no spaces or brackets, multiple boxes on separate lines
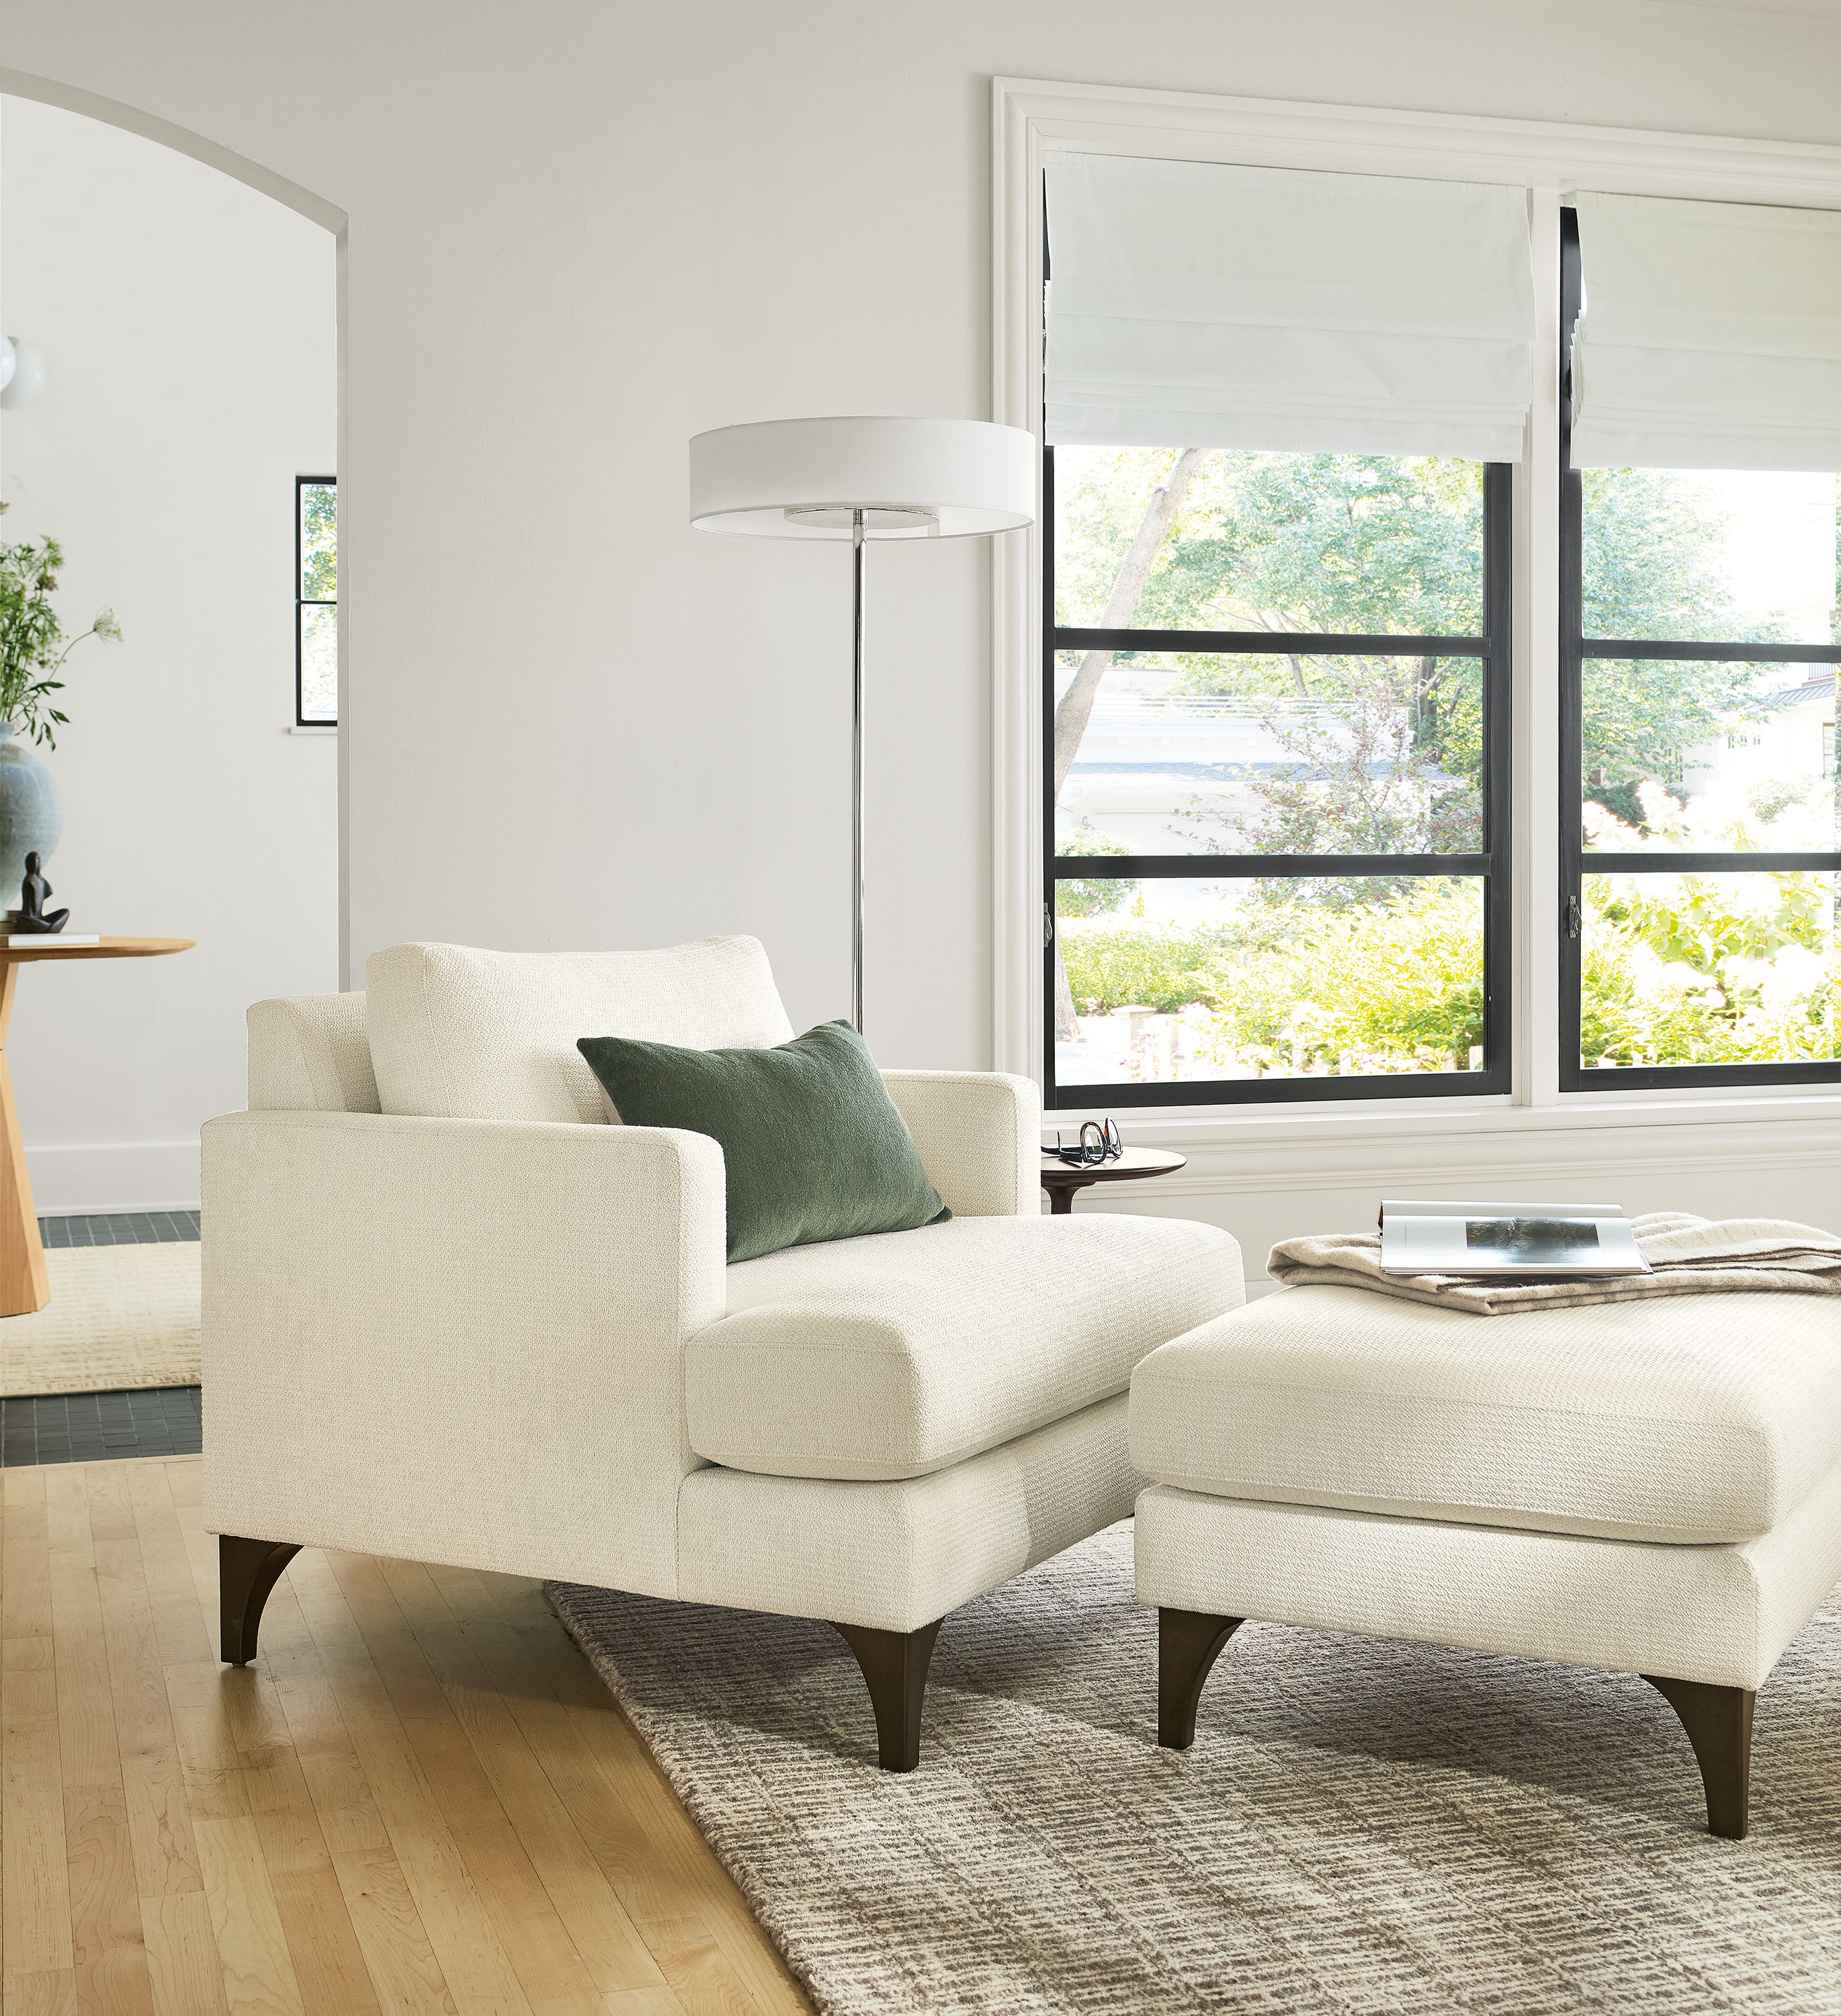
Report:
1133,1470,1841,1693
245,989,1035,1217
880,1070,1038,1218
247,994,380,1114
365,937,794,1123
1129,1284,1841,1545
201,1109,726,1599
679,1395,1142,1632
687,1215,1243,1482
216,977,1215,1637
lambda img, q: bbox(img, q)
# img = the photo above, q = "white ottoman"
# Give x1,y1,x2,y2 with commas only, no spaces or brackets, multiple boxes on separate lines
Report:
1129,1284,1841,1838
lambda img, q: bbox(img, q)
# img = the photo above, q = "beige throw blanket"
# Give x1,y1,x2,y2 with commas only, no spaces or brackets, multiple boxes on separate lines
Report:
1267,1213,1841,1315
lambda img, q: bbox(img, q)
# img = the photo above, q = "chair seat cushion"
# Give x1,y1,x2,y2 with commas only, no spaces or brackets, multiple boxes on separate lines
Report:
1129,1284,1841,1545
685,1214,1243,1482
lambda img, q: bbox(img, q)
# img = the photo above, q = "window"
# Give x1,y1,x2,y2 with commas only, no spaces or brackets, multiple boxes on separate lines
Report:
1560,204,1841,1087
1023,124,1841,1114
1042,157,1522,1107
1046,449,1511,1105
296,475,337,726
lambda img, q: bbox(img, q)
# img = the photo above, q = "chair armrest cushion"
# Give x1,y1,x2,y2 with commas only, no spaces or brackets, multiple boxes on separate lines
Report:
881,1070,1041,1217
247,993,380,1113
200,1109,726,1597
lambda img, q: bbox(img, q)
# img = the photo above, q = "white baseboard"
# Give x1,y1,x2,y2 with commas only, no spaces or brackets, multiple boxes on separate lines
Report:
24,1140,201,1216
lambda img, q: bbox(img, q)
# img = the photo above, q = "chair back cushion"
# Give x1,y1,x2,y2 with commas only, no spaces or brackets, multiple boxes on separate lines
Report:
366,937,794,1122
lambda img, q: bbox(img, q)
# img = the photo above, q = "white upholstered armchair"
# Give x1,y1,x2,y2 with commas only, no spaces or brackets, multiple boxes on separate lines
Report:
202,937,1242,1767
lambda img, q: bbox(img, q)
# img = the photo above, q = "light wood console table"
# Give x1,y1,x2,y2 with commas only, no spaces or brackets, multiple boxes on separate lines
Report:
0,937,194,1316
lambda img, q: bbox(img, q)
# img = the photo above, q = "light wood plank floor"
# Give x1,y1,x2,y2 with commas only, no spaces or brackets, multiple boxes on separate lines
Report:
0,1455,814,2016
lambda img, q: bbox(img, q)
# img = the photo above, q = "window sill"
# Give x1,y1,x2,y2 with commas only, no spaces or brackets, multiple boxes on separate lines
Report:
1046,1088,1841,1159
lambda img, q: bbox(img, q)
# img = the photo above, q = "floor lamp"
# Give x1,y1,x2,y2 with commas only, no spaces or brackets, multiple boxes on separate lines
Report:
689,416,1035,1032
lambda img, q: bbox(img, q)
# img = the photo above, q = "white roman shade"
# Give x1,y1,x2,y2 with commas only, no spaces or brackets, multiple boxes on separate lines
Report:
1043,153,1535,461
1572,191,1841,472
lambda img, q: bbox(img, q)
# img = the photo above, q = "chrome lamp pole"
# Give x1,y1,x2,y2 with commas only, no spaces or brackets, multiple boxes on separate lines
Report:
689,417,1035,1036
851,507,866,1032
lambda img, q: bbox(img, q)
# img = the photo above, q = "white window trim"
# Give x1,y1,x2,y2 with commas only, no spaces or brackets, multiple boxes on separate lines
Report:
992,75,1841,1139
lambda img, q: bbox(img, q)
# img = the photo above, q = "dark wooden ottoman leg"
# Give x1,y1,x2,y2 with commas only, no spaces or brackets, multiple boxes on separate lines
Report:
1643,1673,1755,1839
219,1534,302,1667
1158,1607,1243,1750
831,1618,945,1771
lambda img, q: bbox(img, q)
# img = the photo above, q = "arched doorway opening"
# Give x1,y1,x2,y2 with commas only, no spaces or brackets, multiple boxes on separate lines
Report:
0,79,342,1396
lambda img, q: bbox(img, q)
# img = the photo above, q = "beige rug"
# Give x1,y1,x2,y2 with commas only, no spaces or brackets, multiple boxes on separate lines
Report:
0,1243,201,1395
550,1524,1841,2016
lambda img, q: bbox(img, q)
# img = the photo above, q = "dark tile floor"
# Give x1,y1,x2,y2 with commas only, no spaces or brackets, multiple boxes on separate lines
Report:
0,1384,202,1466
39,1208,202,1248
3,1210,204,1467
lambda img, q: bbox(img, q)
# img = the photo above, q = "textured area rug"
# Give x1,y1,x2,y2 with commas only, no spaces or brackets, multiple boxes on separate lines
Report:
0,1243,200,1394
550,1525,1841,2016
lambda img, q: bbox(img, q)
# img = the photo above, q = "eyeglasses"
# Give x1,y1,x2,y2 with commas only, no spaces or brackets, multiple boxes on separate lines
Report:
1046,1118,1123,1168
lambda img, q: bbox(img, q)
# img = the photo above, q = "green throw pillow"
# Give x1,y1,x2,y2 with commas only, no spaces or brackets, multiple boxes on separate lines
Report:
576,1019,949,1263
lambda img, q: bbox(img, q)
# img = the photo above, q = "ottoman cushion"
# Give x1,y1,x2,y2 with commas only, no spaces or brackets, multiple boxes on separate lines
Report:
1129,1284,1841,1544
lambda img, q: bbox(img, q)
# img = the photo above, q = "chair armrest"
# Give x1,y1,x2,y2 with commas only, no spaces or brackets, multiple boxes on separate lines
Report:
200,1109,726,1598
881,1069,1041,1216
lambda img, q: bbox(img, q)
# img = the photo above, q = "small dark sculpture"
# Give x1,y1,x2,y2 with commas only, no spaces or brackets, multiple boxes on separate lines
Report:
9,853,69,935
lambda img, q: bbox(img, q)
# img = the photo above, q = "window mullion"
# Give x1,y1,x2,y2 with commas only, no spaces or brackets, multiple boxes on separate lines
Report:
1556,205,1587,1094
1053,626,1487,656
1521,190,1566,1109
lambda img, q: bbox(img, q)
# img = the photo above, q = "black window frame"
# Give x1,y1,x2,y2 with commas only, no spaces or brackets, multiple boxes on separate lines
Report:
1041,444,1515,1111
1557,206,1841,1091
295,473,337,729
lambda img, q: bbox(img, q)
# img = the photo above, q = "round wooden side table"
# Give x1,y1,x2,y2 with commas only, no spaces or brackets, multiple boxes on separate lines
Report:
1039,1146,1187,1215
0,935,194,1314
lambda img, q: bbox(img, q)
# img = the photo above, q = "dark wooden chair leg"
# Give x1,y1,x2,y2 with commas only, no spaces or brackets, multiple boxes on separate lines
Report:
1643,1673,1755,1839
219,1534,302,1667
1158,1607,1244,1750
830,1618,945,1771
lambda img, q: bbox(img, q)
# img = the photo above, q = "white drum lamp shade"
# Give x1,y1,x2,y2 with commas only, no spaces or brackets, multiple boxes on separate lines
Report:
689,415,1035,1032
689,416,1034,538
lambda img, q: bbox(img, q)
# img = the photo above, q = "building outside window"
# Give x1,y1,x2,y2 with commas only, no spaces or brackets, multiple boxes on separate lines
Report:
296,474,337,726
1041,157,1841,1109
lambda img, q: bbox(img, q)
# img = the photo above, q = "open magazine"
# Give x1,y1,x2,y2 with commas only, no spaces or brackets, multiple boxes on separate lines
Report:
1378,1200,1652,1277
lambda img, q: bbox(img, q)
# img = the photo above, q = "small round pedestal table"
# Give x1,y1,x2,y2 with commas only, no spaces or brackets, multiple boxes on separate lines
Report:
1039,1146,1187,1216
0,936,194,1315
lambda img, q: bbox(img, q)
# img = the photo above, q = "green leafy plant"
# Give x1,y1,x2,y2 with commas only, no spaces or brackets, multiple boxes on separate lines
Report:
1061,882,1486,1074
1058,917,1231,1014
1062,865,1834,1081
1054,825,1136,917
1573,790,1836,1067
0,505,122,747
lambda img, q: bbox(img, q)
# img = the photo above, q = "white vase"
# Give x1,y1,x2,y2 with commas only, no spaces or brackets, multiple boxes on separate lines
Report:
0,722,62,902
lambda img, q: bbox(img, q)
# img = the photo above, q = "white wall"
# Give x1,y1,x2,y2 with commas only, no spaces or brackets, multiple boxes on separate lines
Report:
0,95,336,1210
2,0,1839,1241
